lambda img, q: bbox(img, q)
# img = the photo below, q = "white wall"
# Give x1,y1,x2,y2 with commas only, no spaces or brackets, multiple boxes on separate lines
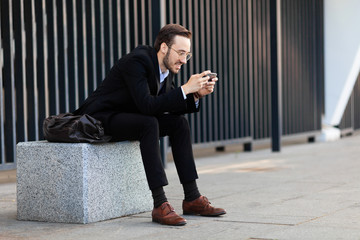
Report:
324,0,360,126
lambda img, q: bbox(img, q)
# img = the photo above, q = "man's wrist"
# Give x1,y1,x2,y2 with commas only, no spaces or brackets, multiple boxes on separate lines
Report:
193,92,203,99
180,86,187,99
181,84,189,95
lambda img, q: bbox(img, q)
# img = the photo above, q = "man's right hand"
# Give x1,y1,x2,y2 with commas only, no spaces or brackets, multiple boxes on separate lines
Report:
181,70,211,95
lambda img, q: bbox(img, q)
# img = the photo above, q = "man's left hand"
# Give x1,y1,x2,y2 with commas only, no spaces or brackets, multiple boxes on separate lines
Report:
196,77,218,98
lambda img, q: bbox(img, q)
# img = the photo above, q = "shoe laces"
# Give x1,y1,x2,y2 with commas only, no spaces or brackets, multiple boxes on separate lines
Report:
202,196,212,208
162,202,175,212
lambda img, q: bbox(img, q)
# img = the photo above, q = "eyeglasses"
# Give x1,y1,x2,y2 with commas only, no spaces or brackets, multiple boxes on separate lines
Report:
169,47,192,61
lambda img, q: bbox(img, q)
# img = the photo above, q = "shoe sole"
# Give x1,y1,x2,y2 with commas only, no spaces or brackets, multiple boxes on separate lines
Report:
183,211,226,216
152,218,187,226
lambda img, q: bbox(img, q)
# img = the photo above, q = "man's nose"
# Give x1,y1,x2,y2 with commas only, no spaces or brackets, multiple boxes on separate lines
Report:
179,57,187,64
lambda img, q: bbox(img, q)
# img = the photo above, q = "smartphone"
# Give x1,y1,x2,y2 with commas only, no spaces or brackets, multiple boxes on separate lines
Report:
206,73,217,81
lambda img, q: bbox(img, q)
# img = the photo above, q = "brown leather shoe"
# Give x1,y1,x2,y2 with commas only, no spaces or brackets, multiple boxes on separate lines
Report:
183,196,226,216
152,202,187,226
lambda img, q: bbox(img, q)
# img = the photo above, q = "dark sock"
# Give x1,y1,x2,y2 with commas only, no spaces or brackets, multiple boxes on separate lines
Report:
151,186,168,208
183,180,201,202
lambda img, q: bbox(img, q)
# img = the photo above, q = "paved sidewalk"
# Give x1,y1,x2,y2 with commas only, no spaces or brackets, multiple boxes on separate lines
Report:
1,134,360,240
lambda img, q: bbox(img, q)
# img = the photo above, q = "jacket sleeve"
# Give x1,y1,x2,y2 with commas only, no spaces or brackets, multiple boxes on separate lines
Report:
121,56,190,115
169,80,201,115
184,93,201,113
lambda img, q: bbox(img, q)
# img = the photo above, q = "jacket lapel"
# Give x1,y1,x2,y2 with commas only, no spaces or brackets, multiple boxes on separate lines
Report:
151,48,161,94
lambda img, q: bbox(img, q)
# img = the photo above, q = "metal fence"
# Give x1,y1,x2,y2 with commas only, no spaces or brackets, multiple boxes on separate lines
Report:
167,0,324,143
339,72,360,134
1,0,324,170
281,0,324,136
0,0,159,170
166,0,253,145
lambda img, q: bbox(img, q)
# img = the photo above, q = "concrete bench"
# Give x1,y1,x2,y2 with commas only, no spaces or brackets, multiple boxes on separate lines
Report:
16,141,152,224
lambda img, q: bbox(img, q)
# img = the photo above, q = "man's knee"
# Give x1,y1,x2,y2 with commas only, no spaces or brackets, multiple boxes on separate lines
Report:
173,115,190,131
143,116,159,131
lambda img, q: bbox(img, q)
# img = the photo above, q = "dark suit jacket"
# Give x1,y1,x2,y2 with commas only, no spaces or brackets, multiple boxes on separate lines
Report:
73,45,200,127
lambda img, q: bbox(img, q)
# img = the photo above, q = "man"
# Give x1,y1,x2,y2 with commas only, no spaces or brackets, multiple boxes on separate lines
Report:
74,24,226,226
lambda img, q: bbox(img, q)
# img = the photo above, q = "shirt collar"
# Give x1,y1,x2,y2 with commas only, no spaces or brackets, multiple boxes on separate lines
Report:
159,66,169,84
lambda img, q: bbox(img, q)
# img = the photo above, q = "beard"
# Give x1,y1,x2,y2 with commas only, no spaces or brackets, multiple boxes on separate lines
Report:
163,50,182,74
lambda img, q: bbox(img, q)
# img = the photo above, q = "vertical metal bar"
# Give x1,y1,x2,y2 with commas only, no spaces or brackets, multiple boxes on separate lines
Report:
13,0,25,144
261,0,265,138
244,0,251,138
294,0,300,133
62,0,70,112
181,0,187,28
199,0,206,142
233,0,239,139
284,0,290,134
206,0,213,141
9,0,17,162
133,0,138,46
100,0,105,78
238,0,245,137
141,0,146,45
158,0,167,166
20,0,28,142
188,0,193,76
304,0,309,131
304,0,310,131
315,0,323,129
53,0,60,114
270,0,281,151
91,0,97,90
43,0,50,118
257,0,262,138
252,0,258,139
175,0,180,23
217,0,223,140
125,0,130,53
160,0,165,27
82,0,89,99
221,0,227,140
284,0,289,135
0,0,5,164
33,0,44,140
117,0,122,58
247,0,254,140
319,0,324,119
228,0,234,139
313,0,318,130
290,0,295,134
31,0,39,140
265,0,270,138
282,0,288,135
181,0,188,89
168,0,173,23
150,0,160,43
188,0,195,141
73,0,79,108
266,0,271,138
193,0,200,142
275,0,282,135
108,0,114,65
149,0,153,44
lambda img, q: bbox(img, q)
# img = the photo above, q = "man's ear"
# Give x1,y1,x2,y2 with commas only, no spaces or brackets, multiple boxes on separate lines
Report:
160,42,168,54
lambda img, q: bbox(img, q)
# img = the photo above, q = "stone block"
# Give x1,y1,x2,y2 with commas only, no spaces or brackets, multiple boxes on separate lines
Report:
16,141,152,224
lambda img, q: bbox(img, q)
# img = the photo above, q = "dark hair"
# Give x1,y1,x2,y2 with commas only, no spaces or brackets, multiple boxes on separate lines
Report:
154,24,192,52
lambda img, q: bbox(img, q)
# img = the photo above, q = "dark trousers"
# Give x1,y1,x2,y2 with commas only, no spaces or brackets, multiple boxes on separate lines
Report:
103,113,198,190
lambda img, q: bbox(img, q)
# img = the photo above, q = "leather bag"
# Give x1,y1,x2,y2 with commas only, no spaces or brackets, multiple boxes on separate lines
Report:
43,113,111,143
